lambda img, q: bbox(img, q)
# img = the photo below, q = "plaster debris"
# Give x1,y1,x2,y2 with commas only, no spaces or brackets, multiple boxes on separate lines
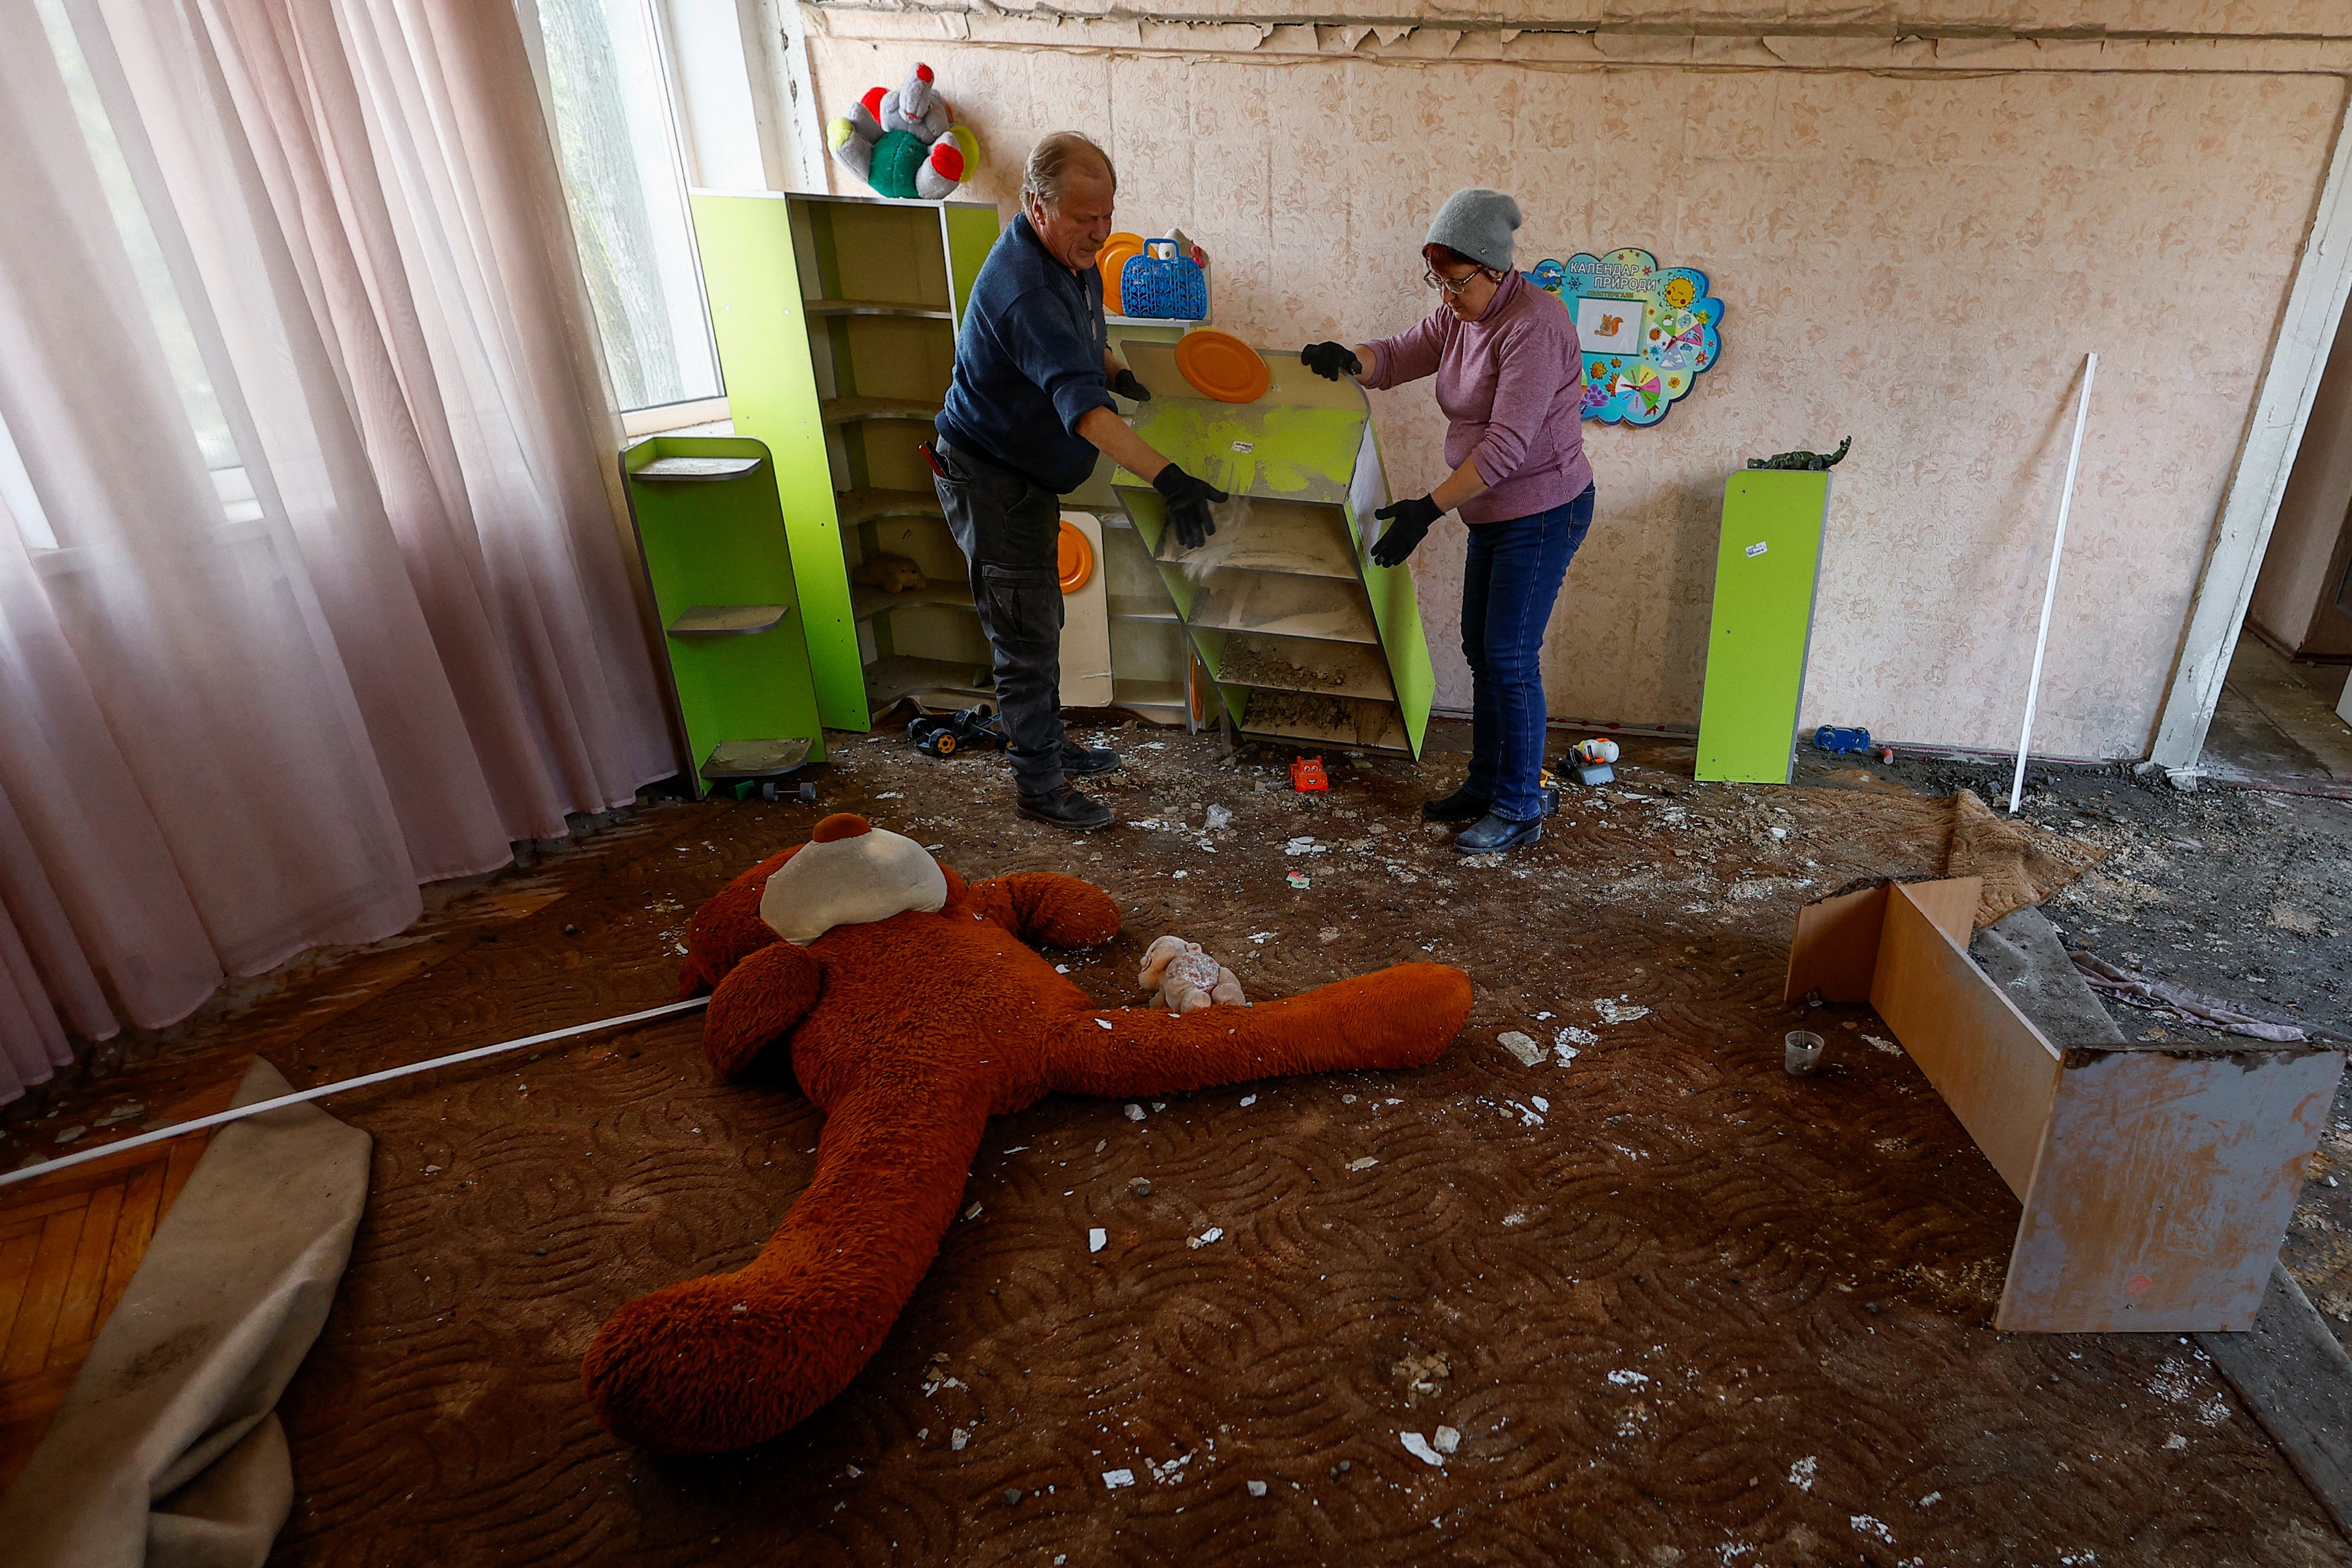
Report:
1498,1031,1544,1066
1095,1018,1114,1031
1189,1226,1225,1248
2163,1433,2187,1450
1248,931,1277,944
1285,836,1327,856
1246,1480,1268,1497
93,1102,145,1127
1088,1228,1107,1253
1502,1211,1527,1226
1102,1468,1135,1490
1240,1094,1257,1107
1919,1491,1942,1507
1851,1516,1895,1545
1400,1431,1447,1467
1056,964,1070,973
1789,1455,1818,1491
1531,1096,1549,1112
1864,1034,1902,1055
1434,1426,1460,1455
1595,997,1651,1025
963,1203,982,1220
1608,1370,1650,1388
1205,805,1233,830
1125,1104,1145,1121
1346,1157,1379,1171
951,1428,969,1451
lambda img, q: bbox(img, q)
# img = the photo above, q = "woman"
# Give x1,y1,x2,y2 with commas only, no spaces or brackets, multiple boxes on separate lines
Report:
1300,187,1595,855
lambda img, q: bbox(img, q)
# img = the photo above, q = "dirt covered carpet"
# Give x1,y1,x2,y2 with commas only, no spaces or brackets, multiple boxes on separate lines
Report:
270,732,2342,1567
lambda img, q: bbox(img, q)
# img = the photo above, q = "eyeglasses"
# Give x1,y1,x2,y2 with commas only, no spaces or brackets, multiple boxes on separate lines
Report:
1423,267,1495,295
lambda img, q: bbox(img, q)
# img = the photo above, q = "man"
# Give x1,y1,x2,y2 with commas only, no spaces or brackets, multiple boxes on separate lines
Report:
928,132,1226,831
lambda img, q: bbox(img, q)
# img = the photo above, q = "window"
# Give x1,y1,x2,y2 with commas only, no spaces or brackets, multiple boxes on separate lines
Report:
533,0,724,415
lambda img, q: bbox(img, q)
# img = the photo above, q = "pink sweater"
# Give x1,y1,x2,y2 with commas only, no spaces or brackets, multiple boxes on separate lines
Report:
1362,270,1593,526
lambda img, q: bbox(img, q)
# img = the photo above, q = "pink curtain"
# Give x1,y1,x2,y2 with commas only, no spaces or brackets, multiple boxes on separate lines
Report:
0,0,678,1103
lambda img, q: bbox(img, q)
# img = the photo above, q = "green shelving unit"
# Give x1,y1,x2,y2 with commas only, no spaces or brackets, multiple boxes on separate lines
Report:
690,190,1001,728
620,437,825,797
1108,337,1436,757
1695,470,1833,784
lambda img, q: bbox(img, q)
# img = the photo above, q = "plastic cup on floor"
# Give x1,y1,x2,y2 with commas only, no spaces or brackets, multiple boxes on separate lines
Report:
1784,1031,1825,1076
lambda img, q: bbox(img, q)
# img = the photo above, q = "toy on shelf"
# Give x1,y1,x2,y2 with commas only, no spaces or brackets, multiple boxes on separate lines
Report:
1529,248,1723,427
1750,437,1851,471
827,63,979,201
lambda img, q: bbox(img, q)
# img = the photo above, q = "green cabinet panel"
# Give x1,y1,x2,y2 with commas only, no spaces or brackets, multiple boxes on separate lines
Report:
689,193,864,729
621,438,825,796
1695,471,1832,784
692,190,1003,727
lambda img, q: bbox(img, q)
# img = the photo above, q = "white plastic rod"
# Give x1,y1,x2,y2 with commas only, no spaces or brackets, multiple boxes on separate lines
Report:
2009,352,2099,814
0,995,709,1191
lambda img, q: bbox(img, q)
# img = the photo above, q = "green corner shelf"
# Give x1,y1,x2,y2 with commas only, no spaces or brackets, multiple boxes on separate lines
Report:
690,190,1001,729
621,436,826,796
1695,470,1832,784
1107,338,1436,758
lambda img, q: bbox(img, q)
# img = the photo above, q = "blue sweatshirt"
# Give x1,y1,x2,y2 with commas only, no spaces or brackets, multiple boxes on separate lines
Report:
936,212,1113,495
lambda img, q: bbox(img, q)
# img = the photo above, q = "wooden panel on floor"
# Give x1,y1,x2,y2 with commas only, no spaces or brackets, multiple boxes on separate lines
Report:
1782,882,1886,1005
1866,882,2060,1200
2002,1044,2345,1332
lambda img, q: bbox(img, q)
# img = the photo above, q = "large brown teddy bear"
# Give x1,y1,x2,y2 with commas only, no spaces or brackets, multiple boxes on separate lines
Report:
581,813,1473,1455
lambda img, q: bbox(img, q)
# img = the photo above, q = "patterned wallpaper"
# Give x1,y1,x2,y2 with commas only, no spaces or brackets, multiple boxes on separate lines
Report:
806,26,2345,757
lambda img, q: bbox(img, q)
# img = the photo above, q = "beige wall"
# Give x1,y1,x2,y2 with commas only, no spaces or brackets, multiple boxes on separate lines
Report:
802,4,2350,758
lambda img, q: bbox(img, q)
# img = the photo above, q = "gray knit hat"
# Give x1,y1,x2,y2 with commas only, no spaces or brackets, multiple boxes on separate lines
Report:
1426,187,1521,271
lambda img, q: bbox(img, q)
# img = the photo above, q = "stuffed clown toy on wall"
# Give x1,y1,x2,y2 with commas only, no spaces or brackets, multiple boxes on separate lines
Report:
828,62,979,202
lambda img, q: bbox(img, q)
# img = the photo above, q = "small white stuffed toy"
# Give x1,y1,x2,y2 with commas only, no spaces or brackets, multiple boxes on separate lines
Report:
1138,936,1248,1014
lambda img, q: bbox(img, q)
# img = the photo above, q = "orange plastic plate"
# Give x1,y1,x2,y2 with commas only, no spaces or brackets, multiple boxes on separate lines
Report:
1173,329,1269,405
1097,233,1144,315
1057,520,1094,593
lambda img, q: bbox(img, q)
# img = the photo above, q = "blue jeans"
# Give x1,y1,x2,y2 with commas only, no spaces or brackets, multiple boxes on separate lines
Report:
1461,485,1594,821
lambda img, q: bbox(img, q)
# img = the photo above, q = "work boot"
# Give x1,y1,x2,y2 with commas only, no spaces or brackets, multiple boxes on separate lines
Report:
1060,739,1120,776
1421,787,1490,823
1018,782,1115,831
1453,812,1541,855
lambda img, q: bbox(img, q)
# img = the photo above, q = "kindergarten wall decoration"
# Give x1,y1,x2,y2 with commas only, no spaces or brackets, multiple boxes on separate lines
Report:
827,63,980,201
1529,249,1723,427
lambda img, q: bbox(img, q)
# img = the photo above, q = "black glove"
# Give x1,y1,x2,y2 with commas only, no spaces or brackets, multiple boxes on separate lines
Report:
1153,462,1228,550
1300,342,1362,382
1111,367,1151,403
1371,495,1442,567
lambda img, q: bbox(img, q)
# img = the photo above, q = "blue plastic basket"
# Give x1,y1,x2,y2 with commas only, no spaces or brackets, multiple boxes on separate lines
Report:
1118,239,1207,320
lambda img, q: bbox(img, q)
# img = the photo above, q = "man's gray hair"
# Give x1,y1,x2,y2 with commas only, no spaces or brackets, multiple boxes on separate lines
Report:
1021,132,1116,211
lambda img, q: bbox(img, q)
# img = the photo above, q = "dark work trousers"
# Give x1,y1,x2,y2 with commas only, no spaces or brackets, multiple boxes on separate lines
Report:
1460,484,1596,822
931,437,1069,797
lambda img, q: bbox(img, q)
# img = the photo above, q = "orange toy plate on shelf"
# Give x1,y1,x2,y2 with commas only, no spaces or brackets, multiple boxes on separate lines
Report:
1056,520,1094,593
1173,329,1269,405
1096,233,1144,315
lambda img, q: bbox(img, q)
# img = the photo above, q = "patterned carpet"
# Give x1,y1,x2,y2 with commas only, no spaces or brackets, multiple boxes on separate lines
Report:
267,736,2346,1567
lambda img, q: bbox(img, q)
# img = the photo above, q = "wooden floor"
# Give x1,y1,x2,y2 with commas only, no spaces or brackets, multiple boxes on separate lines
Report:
0,803,693,1490
0,1135,209,1468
